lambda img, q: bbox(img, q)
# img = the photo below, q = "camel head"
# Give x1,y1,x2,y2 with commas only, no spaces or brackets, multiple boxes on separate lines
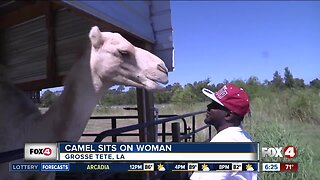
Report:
89,26,168,91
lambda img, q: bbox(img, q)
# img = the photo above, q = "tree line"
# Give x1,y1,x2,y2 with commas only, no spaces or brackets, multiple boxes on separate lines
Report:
40,67,320,107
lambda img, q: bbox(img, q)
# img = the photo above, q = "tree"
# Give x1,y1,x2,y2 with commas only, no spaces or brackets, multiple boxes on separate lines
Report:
116,85,125,93
125,88,137,105
192,78,211,101
271,70,284,89
310,78,320,89
215,83,225,90
263,79,270,86
171,83,183,92
154,91,171,104
40,90,56,107
293,78,305,88
284,67,294,88
246,76,260,86
231,79,246,88
245,76,261,99
171,85,197,104
154,85,172,104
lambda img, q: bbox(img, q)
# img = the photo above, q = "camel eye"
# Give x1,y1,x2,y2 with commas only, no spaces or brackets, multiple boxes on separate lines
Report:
118,50,129,56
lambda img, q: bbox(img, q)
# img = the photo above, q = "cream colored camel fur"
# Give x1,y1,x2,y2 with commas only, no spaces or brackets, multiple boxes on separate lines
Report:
0,26,168,180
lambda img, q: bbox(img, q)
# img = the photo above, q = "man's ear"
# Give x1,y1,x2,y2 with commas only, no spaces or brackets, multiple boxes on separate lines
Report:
224,111,233,121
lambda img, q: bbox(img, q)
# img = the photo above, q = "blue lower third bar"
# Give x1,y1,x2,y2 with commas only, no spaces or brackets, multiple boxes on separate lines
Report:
41,163,70,172
10,163,40,171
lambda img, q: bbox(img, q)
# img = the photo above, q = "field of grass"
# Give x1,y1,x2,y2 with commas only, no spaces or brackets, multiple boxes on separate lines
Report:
238,89,319,180
83,89,320,179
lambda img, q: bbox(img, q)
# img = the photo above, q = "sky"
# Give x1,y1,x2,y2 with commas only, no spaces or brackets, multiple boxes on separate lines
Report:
45,1,320,93
168,1,320,85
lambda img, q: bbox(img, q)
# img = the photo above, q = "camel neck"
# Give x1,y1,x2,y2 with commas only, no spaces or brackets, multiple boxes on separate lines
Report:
41,49,111,142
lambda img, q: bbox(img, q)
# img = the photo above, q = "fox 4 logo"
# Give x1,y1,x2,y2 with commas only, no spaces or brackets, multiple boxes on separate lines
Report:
262,146,297,158
25,143,57,161
30,147,52,156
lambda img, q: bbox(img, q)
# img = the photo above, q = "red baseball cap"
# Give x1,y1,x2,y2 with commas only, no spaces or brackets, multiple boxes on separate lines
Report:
202,84,250,117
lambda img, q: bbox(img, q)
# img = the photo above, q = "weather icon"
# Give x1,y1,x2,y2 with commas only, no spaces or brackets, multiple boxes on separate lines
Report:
157,164,166,171
246,164,254,171
201,164,210,171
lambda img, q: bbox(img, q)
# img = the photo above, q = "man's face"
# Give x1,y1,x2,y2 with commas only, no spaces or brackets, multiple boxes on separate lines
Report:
204,101,229,126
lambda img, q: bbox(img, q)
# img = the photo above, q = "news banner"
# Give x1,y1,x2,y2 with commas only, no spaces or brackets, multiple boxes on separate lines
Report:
10,143,298,173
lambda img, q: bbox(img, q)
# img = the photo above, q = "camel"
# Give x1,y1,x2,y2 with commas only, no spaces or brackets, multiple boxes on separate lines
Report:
0,26,168,179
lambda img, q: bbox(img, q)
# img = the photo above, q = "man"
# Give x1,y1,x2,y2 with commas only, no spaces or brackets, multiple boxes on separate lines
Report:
190,84,257,180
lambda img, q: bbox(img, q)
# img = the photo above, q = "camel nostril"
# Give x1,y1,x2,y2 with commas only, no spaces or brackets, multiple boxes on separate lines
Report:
157,64,168,75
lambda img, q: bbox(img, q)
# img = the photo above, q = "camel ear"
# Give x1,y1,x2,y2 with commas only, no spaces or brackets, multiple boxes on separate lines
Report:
89,26,103,49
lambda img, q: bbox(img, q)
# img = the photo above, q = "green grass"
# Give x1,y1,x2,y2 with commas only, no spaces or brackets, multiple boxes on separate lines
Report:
243,90,320,180
246,120,314,180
